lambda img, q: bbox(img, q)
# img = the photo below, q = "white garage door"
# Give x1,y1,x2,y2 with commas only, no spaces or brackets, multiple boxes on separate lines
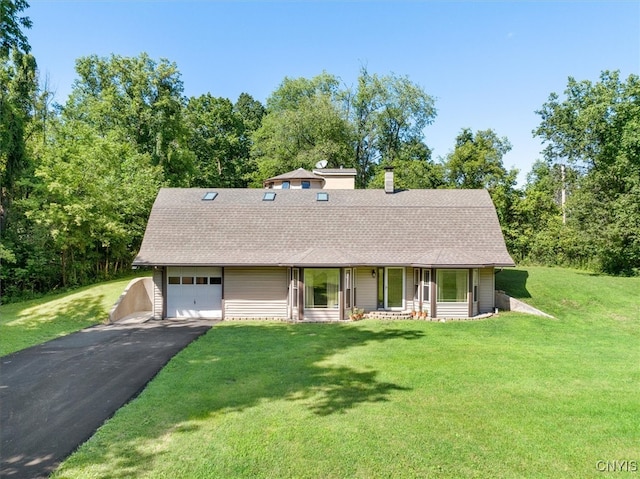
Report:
166,267,222,319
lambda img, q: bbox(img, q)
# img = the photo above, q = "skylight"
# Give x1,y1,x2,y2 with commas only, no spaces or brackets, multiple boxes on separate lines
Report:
202,192,218,201
263,192,276,201
316,192,329,201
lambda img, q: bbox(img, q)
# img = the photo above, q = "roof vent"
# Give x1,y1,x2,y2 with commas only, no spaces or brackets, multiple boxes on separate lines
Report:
384,166,394,194
202,192,218,201
263,192,276,201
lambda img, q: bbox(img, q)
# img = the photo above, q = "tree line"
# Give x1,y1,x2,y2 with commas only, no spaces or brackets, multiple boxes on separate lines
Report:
1,1,639,301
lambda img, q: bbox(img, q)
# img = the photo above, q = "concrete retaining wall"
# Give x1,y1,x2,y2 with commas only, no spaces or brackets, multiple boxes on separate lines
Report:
109,277,154,323
495,290,554,318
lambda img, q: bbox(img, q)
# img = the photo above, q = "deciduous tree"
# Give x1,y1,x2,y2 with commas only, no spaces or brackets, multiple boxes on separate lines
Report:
535,71,640,274
249,77,354,186
345,68,436,187
64,53,194,185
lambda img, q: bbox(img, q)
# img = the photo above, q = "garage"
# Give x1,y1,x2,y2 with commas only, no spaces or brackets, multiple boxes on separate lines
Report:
166,267,222,318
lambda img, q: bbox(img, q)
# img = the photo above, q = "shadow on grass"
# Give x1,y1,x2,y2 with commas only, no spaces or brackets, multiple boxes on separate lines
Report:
495,268,531,298
54,322,423,478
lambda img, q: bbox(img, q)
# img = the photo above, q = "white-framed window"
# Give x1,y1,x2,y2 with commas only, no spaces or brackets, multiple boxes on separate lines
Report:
422,269,430,302
304,268,340,309
345,268,352,309
437,269,468,302
413,269,420,303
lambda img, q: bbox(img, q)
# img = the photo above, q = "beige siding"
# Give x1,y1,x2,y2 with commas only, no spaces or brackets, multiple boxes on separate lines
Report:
152,267,164,320
304,309,340,321
322,176,355,189
479,267,495,313
436,302,469,318
355,267,377,311
224,267,288,319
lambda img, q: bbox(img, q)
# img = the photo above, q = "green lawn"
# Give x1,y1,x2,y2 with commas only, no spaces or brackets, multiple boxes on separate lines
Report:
0,275,148,356
49,267,639,478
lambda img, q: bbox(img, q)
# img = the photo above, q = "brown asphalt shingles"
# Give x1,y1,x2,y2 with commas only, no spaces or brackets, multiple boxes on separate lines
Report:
133,188,514,267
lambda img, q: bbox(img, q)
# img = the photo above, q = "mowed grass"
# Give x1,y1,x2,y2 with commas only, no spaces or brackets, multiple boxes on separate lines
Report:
51,267,640,478
0,275,148,356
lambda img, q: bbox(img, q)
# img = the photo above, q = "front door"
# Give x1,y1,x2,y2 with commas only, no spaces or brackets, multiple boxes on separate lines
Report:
386,267,404,309
376,267,405,310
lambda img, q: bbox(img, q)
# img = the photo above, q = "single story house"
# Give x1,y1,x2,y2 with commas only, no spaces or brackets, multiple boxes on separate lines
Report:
133,170,514,321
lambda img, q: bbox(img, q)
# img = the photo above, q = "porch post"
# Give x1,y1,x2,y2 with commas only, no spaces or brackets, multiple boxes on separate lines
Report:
221,266,225,320
298,268,304,320
339,267,345,321
468,268,473,317
430,268,437,319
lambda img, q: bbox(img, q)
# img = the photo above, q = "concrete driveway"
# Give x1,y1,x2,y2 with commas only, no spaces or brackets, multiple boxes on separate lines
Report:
0,319,215,479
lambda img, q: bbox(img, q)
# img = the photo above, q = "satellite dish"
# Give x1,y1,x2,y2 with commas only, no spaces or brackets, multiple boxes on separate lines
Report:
315,160,328,169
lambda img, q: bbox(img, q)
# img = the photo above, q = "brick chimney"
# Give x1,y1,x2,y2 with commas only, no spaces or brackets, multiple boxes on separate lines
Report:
384,166,394,194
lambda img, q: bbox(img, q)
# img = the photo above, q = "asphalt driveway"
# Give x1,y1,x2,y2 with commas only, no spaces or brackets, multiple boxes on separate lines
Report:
0,319,215,479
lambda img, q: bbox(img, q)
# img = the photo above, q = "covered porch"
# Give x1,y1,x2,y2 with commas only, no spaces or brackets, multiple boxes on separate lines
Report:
289,266,496,322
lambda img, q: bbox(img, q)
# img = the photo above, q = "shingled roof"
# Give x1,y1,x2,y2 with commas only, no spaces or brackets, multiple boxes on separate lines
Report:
132,188,515,268
264,168,325,182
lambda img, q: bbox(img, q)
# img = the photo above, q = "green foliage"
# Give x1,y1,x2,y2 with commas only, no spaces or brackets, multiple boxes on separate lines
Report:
443,128,520,251
0,0,37,217
535,71,640,274
368,139,444,190
346,68,437,187
65,53,194,186
250,68,438,189
0,0,32,57
444,128,514,189
248,86,354,186
266,71,342,112
25,122,164,287
185,94,244,187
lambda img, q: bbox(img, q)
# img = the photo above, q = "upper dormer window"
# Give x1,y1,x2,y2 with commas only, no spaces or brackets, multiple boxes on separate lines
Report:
282,181,290,189
301,181,311,189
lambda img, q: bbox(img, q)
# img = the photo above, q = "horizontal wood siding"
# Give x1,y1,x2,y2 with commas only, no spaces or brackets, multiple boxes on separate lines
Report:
355,268,377,311
224,267,288,319
436,302,469,318
303,309,341,321
153,267,164,320
479,267,495,313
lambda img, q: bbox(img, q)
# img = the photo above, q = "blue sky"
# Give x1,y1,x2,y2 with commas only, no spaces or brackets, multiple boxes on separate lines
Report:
26,1,640,184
